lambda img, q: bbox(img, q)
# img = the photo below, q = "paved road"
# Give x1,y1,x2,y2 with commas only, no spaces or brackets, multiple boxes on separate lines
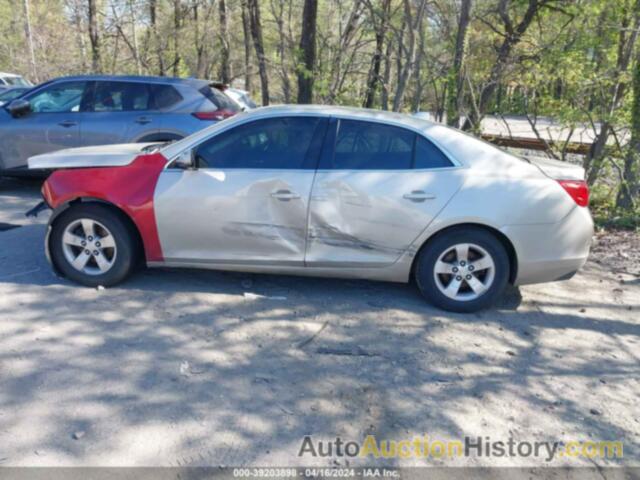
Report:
0,177,638,468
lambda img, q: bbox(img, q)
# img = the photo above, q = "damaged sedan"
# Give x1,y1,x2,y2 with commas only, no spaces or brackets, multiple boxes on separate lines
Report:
27,106,593,312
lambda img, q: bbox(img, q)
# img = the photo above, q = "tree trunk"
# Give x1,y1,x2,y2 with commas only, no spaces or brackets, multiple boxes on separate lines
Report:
241,0,253,92
392,0,427,112
586,0,640,184
271,0,292,103
172,0,181,76
617,53,640,210
297,0,318,104
363,0,391,109
71,0,88,71
88,0,101,73
149,0,165,75
247,0,269,105
219,0,231,83
380,40,392,111
446,0,472,127
129,0,141,75
22,0,38,82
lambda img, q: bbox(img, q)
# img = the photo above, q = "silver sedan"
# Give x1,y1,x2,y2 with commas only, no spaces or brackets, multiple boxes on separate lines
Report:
29,106,593,312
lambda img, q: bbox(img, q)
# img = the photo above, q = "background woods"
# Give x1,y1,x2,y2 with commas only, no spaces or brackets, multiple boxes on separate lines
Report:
1,0,639,219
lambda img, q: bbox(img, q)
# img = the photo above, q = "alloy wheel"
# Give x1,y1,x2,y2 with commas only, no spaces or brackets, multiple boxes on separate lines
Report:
433,242,496,302
61,218,117,275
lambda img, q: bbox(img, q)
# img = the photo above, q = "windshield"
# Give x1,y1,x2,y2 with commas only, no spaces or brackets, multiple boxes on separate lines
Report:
0,88,27,102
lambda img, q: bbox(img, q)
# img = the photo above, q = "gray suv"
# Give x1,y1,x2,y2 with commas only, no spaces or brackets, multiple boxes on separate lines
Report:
0,75,239,174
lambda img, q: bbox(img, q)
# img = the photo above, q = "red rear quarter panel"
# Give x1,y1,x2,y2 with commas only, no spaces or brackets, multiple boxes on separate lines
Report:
42,153,167,262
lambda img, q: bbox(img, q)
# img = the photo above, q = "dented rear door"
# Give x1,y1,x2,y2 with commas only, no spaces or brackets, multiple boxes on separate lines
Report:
305,118,463,267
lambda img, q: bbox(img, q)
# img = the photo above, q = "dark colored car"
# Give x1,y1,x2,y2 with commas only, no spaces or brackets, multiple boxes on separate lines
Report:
0,75,239,174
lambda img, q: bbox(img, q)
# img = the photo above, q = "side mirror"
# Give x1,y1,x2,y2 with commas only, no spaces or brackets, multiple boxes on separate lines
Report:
6,98,31,118
172,149,195,170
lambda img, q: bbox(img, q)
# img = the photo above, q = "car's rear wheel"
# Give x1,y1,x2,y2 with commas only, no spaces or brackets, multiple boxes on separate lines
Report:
415,227,510,313
50,204,138,287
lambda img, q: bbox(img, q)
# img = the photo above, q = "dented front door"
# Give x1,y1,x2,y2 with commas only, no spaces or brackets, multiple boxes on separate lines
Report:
154,169,315,265
153,116,327,266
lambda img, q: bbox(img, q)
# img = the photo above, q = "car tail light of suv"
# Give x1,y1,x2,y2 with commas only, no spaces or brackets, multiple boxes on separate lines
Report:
557,179,589,207
192,109,236,121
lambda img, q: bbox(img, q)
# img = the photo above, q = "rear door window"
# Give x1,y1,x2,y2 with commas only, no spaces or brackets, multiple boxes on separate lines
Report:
328,119,414,170
90,81,151,112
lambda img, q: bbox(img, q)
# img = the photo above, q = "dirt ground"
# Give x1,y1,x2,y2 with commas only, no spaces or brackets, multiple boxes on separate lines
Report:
0,177,638,470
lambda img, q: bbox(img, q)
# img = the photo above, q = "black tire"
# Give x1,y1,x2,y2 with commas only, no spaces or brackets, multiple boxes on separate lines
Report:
50,204,138,287
415,227,510,313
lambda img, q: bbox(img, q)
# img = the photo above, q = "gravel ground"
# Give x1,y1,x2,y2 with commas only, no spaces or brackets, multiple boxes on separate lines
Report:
592,229,640,277
0,177,638,470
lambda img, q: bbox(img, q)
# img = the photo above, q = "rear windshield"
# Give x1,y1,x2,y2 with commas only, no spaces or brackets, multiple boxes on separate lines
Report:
200,86,239,112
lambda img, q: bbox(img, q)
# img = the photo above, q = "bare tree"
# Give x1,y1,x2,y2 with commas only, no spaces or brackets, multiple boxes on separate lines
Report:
446,0,472,127
22,0,38,82
270,0,293,102
392,0,427,111
363,0,391,108
219,0,231,83
241,0,253,92
247,0,269,105
149,0,165,75
88,0,101,72
297,0,318,103
172,0,182,76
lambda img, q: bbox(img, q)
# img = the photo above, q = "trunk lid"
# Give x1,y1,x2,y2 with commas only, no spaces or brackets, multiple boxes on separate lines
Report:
524,155,585,180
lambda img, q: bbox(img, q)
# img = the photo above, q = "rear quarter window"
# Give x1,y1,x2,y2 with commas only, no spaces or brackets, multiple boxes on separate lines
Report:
414,136,454,169
151,85,183,109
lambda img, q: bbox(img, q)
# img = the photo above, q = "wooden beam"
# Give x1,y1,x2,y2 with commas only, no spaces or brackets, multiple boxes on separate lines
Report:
480,134,591,155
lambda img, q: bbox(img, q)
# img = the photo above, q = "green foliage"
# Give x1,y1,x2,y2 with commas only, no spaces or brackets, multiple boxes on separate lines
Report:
591,184,640,230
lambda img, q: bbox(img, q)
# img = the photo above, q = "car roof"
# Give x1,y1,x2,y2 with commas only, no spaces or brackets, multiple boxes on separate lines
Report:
46,75,209,87
0,72,23,78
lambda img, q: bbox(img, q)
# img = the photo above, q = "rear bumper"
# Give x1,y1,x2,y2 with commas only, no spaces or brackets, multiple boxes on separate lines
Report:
503,206,594,286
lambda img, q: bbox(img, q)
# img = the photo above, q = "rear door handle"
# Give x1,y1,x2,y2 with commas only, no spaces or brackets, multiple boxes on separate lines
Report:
271,189,301,201
135,116,152,125
58,120,77,128
403,190,436,202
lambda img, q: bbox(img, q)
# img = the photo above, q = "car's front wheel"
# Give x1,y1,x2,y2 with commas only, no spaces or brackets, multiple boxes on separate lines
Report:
50,204,138,287
415,227,510,313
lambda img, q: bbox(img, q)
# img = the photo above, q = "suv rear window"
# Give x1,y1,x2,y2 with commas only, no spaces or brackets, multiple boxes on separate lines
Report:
151,85,183,109
200,86,239,112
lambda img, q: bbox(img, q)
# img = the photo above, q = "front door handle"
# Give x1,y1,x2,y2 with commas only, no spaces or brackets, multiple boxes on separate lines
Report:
135,116,152,125
58,120,77,128
271,189,301,201
403,190,436,202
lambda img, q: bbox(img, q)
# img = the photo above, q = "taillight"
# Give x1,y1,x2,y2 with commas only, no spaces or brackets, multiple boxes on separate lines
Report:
192,109,236,121
557,179,589,207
